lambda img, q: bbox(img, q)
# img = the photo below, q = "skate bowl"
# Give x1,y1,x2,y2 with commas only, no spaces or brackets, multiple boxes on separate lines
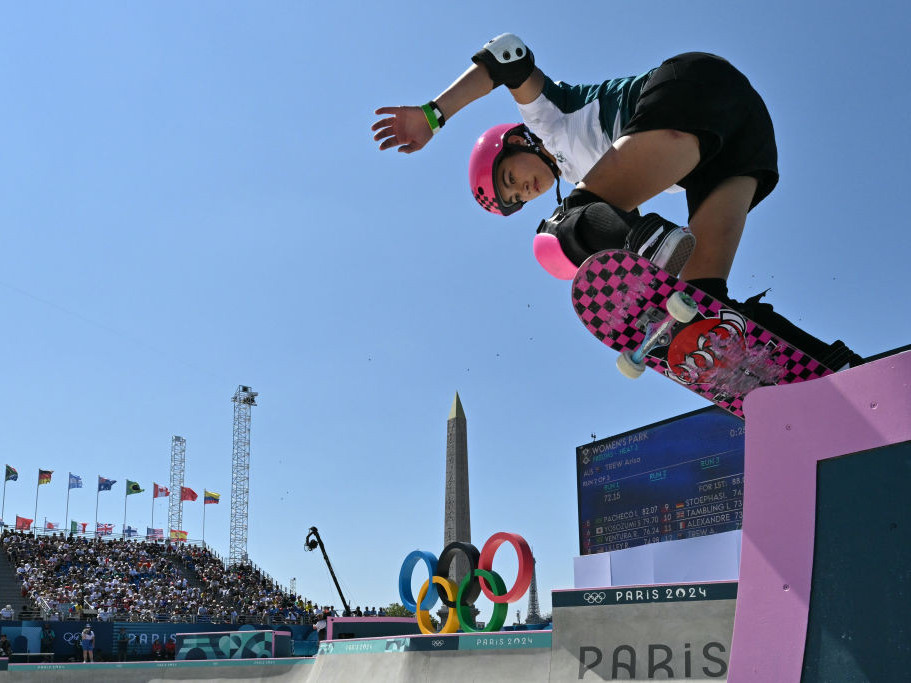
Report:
0,631,555,682
5,350,906,682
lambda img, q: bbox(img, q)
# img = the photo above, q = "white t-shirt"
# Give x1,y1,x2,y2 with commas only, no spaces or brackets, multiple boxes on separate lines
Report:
517,74,683,193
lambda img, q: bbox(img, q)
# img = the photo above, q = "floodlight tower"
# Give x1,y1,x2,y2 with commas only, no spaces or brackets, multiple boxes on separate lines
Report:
168,436,186,537
229,385,258,567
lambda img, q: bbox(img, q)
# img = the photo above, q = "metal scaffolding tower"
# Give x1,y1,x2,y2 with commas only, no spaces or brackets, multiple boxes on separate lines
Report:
229,385,257,567
168,436,186,537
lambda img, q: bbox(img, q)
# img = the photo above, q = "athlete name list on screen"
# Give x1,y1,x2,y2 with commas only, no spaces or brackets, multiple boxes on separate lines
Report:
576,409,746,554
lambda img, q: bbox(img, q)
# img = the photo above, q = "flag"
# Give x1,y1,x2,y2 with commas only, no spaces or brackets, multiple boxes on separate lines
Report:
146,527,163,540
5,465,17,482
98,476,116,492
70,520,77,534
38,469,53,485
180,487,197,502
45,522,59,530
71,520,88,534
15,516,33,530
203,490,220,505
123,526,138,538
96,523,113,536
68,473,83,490
126,480,144,495
169,529,188,541
153,483,170,498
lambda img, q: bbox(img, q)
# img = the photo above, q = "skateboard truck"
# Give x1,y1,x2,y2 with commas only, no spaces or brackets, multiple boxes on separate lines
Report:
617,292,698,379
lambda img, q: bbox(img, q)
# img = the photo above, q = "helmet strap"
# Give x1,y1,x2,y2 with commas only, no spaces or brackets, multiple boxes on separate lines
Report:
516,129,562,204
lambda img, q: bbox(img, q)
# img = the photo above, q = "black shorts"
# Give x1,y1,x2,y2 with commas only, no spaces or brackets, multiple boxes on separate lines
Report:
620,52,779,219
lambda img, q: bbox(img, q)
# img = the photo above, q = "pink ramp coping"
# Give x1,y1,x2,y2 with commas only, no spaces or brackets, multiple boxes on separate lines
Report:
728,350,911,681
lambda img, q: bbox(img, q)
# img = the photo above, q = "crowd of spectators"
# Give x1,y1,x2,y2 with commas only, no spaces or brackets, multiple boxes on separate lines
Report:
172,544,301,623
173,545,386,624
5,532,211,622
2,531,388,626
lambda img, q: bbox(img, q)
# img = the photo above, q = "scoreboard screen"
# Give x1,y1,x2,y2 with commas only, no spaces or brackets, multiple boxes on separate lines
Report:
577,407,745,555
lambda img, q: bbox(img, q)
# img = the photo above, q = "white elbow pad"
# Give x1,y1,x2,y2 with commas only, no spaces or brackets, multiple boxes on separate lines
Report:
472,33,535,89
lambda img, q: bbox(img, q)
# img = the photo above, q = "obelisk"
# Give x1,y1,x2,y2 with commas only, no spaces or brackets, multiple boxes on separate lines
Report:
439,393,472,620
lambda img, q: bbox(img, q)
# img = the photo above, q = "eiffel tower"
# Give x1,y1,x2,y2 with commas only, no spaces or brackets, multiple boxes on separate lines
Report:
525,556,545,624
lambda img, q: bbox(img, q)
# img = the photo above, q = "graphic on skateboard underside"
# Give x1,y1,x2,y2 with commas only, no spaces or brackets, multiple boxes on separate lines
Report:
571,250,831,419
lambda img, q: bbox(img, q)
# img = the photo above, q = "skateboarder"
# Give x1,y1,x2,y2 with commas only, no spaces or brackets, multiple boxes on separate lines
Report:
373,34,862,369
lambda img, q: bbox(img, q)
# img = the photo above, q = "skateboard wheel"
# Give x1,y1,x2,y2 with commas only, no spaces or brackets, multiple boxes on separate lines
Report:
667,291,698,323
617,350,646,379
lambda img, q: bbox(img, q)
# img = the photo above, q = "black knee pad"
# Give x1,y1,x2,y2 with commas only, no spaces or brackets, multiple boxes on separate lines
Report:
536,190,637,266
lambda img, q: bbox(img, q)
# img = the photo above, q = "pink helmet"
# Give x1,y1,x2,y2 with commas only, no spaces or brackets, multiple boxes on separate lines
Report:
469,123,560,216
469,123,529,217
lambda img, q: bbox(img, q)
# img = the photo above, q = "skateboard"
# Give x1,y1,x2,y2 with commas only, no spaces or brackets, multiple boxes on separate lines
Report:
571,250,833,419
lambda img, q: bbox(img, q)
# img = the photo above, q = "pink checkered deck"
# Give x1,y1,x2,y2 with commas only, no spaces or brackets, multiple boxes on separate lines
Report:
571,250,831,419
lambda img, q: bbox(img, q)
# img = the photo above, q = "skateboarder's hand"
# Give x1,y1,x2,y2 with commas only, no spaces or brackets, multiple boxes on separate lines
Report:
372,106,434,154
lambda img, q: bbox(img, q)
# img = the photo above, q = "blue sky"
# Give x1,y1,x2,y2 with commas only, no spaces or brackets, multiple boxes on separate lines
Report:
1,2,908,620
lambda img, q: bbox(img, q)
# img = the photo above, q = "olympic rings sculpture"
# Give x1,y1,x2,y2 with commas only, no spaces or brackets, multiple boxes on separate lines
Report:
398,532,533,635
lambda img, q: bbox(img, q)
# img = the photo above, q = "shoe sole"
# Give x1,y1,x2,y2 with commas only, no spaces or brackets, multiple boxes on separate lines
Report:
654,231,696,276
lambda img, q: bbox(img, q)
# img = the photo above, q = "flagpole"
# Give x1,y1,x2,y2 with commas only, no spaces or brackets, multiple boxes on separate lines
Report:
202,496,206,549
1,476,7,527
33,475,40,538
122,484,128,541
151,486,155,534
95,477,100,539
65,474,72,535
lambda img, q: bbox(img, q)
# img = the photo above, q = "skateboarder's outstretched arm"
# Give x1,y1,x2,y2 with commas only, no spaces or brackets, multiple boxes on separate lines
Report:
372,33,545,154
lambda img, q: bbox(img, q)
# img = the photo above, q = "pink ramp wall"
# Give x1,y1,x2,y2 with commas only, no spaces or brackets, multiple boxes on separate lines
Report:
728,350,911,681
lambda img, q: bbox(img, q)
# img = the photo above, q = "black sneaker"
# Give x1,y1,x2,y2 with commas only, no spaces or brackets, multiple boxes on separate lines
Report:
625,213,696,276
732,292,863,372
817,340,865,371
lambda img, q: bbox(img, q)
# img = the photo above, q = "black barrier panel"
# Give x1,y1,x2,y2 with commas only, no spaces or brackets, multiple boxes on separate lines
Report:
802,440,911,682
0,621,117,661
58,621,114,661
113,622,310,658
0,621,307,662
327,619,423,641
